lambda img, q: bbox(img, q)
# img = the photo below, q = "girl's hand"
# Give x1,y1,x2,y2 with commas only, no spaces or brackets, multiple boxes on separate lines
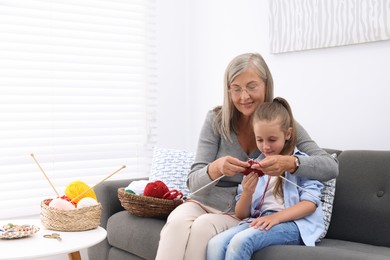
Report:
213,156,250,177
241,172,258,194
250,214,281,230
256,155,295,176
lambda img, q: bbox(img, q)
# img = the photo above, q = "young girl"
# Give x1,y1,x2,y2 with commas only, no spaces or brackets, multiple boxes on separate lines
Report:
206,97,325,260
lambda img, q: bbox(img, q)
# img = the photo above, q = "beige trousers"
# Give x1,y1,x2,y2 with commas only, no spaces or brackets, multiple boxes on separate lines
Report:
155,200,239,260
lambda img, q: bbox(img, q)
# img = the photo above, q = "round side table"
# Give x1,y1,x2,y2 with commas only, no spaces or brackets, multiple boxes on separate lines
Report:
0,218,107,260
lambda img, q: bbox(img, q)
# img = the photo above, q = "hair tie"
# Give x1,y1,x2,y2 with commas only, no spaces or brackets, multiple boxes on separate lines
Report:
273,97,288,111
273,97,282,104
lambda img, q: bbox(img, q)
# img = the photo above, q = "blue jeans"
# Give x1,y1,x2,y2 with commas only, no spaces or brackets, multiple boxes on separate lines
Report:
206,212,303,260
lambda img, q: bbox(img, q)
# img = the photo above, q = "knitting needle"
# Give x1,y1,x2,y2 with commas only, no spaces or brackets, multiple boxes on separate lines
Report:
278,175,323,202
184,175,225,200
30,153,60,197
184,169,322,202
70,165,126,203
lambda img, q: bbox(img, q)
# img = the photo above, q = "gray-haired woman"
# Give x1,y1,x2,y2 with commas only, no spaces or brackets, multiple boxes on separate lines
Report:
155,52,338,260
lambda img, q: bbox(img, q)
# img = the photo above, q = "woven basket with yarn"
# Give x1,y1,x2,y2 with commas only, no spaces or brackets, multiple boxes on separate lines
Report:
40,199,102,231
118,187,183,219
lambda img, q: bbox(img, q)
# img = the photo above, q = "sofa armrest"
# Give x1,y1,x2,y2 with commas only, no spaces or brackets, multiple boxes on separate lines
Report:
94,177,148,229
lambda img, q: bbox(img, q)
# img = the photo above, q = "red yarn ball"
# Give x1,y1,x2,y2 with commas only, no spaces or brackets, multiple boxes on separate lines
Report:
144,180,169,198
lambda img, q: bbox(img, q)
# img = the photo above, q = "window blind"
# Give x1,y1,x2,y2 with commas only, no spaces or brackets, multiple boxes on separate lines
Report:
0,0,157,219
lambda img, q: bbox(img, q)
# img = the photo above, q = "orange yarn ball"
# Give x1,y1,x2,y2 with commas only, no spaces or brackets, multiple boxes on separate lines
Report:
65,180,97,204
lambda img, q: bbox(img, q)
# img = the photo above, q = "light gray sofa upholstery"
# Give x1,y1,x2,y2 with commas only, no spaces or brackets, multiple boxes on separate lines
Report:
88,149,390,260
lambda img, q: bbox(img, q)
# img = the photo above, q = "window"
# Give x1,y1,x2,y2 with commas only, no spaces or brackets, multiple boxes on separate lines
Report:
0,0,156,219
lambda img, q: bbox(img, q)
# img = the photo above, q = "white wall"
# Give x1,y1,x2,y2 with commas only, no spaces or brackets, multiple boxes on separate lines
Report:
157,0,390,152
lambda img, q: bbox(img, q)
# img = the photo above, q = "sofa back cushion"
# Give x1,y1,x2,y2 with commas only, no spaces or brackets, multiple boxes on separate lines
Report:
326,150,390,247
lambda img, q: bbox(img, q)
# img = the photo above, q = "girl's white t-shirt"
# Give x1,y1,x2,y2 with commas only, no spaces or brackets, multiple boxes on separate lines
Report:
259,176,285,213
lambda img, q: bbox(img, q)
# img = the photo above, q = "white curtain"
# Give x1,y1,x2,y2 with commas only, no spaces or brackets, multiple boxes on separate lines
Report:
0,0,157,219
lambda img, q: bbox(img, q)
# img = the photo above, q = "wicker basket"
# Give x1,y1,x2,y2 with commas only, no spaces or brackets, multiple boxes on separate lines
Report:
118,187,183,219
40,199,102,231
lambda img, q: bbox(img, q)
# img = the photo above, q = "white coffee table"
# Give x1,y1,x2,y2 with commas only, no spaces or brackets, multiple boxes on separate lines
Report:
0,218,107,260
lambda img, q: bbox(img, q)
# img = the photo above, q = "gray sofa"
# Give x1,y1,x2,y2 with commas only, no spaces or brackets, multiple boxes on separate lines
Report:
88,149,390,260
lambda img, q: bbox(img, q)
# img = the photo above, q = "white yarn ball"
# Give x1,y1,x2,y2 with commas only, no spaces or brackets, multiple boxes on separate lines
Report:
77,197,98,208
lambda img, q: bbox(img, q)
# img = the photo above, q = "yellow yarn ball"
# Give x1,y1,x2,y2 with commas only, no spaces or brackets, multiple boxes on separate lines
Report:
65,180,97,204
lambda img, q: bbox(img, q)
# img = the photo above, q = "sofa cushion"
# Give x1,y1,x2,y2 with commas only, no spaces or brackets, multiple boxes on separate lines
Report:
149,147,194,196
107,211,165,260
252,239,390,260
108,247,145,260
326,150,390,247
318,239,390,258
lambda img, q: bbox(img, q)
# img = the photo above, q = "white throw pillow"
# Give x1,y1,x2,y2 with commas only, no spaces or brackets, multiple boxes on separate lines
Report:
320,178,336,239
319,153,338,240
149,147,194,196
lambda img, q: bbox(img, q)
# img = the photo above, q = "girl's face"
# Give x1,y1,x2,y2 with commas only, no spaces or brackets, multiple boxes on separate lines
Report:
253,118,292,157
229,67,266,118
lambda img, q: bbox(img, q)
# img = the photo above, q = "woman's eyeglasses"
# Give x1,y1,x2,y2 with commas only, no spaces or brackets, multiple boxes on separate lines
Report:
229,84,261,97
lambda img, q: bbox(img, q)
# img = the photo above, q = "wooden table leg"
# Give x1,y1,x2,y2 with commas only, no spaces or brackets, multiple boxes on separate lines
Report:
68,251,81,260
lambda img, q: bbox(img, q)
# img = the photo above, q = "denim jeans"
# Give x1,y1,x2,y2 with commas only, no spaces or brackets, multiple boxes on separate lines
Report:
206,212,303,260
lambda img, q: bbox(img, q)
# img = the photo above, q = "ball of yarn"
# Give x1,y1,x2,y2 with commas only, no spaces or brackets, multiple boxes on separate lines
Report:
65,180,97,204
77,197,99,208
143,180,169,198
49,198,76,210
59,195,75,205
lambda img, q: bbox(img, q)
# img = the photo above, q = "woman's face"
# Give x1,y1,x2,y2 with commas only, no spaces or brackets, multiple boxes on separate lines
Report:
229,67,266,118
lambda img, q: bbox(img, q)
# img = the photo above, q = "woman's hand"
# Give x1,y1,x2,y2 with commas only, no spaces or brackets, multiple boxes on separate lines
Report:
208,156,249,179
255,155,296,176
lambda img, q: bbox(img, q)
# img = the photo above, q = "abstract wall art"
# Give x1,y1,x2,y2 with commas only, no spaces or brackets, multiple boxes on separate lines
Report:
269,0,390,53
